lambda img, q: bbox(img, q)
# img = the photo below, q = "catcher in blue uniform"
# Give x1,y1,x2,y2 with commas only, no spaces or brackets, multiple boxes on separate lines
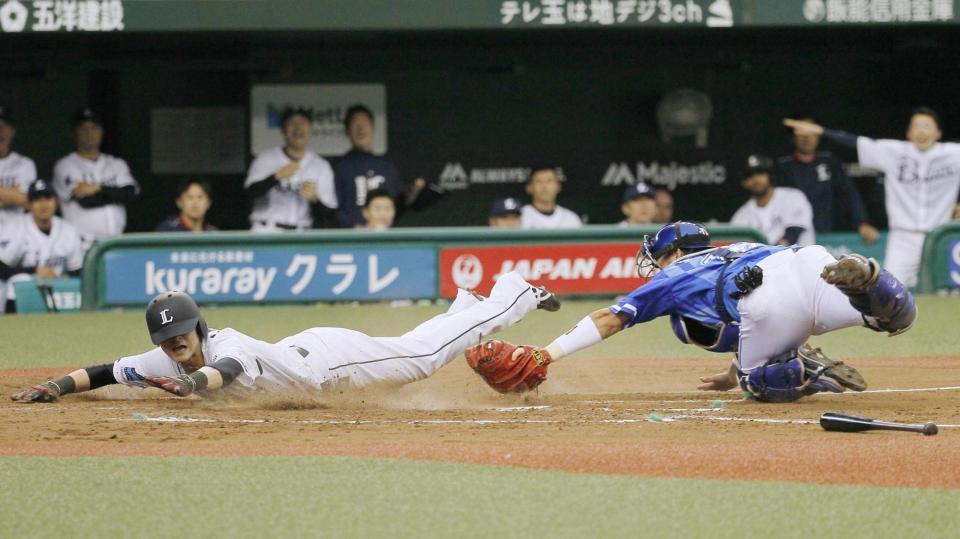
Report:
466,221,916,402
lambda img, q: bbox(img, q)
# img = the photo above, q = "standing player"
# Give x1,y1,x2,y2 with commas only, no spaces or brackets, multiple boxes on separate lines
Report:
464,221,916,403
521,166,582,229
245,107,337,232
730,155,815,246
11,272,560,402
0,180,84,313
52,108,139,250
785,109,960,287
0,106,37,231
333,104,429,228
0,106,37,312
776,113,879,244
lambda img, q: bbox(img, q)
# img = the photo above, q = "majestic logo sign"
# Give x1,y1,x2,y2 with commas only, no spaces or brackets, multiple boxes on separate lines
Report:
601,161,726,189
159,309,174,325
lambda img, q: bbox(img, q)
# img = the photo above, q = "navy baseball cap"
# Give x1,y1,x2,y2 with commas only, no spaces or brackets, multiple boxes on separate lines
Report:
28,180,57,200
0,105,12,124
623,183,655,202
72,107,102,127
490,197,522,217
740,155,774,179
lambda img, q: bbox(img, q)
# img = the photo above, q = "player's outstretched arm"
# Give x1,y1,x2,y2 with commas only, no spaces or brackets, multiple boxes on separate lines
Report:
145,357,243,397
11,363,116,403
543,308,629,362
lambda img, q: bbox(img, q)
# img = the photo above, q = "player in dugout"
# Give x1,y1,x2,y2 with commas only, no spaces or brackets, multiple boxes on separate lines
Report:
11,272,560,402
785,108,960,288
463,221,917,402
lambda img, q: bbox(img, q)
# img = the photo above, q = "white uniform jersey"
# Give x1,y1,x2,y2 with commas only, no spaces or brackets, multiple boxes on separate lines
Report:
245,147,337,230
856,137,960,232
520,204,583,229
730,187,815,246
52,152,139,240
0,215,84,275
113,328,325,393
0,151,37,230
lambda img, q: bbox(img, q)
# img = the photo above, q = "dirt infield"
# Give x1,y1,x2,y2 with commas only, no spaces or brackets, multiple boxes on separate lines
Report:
3,356,958,489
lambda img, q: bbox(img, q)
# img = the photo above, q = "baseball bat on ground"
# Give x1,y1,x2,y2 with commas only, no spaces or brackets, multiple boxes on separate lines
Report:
820,412,938,435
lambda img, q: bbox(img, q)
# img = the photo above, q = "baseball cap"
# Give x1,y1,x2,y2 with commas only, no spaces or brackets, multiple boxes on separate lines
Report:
28,179,57,200
490,197,522,217
0,105,12,125
622,183,655,202
740,154,774,179
72,107,103,128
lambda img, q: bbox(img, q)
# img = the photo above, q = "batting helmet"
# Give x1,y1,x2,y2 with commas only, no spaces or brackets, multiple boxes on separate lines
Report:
637,221,712,278
145,291,209,345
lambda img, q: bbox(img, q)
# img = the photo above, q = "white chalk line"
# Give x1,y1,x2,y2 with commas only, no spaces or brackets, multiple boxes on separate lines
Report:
122,413,960,428
102,384,960,428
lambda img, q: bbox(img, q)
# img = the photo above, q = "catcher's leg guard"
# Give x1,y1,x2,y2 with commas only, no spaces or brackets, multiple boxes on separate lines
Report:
821,254,916,336
737,344,866,403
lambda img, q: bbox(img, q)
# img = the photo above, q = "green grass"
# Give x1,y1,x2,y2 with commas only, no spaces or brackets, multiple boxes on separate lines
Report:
1,456,957,538
0,296,956,368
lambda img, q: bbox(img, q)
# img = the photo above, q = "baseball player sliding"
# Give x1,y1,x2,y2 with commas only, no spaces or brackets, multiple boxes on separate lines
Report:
11,272,560,402
465,221,916,403
785,108,960,288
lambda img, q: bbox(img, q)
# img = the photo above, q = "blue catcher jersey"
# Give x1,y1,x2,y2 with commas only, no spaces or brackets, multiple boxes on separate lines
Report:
610,242,788,330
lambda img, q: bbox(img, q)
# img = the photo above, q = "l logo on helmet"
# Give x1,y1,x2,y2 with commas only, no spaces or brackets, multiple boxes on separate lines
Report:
160,309,174,325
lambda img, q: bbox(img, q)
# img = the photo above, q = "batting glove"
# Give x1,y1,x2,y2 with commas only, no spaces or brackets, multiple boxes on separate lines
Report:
144,375,197,397
11,382,61,403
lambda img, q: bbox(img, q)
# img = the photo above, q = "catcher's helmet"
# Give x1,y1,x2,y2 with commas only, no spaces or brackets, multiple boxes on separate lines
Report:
637,221,712,278
145,291,209,345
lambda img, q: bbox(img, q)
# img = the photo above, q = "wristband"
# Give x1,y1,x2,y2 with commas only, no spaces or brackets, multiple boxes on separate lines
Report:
548,315,603,357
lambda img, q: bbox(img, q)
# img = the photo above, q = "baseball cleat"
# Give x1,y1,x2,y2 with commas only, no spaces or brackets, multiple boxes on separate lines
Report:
799,344,866,392
821,254,880,292
533,286,561,312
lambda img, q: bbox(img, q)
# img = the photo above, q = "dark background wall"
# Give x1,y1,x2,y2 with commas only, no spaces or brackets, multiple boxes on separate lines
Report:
3,26,960,231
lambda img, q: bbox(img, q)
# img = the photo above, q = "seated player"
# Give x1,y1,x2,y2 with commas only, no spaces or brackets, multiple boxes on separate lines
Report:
464,221,916,403
0,180,84,313
11,272,560,402
155,178,218,232
359,188,396,230
488,197,522,228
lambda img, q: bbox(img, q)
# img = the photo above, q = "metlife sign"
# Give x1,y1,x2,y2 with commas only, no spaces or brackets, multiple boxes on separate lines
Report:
102,246,436,305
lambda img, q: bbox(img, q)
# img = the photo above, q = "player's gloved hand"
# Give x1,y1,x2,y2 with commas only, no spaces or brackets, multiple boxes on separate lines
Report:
144,375,197,397
730,265,763,299
11,382,61,403
465,340,552,394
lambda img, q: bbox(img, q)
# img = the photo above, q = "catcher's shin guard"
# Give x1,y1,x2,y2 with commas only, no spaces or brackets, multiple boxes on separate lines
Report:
737,344,866,403
821,254,916,336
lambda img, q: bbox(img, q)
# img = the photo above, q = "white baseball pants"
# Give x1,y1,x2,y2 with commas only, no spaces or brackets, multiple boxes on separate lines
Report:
736,246,865,371
282,270,539,389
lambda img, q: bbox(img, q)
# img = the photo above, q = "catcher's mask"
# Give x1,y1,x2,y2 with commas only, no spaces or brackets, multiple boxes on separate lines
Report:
146,291,209,345
637,221,711,278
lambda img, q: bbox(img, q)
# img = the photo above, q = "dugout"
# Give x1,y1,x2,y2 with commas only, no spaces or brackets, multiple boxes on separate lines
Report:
2,1,960,233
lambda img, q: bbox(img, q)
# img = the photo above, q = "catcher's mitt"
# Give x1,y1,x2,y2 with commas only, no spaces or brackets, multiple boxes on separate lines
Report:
465,340,552,394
